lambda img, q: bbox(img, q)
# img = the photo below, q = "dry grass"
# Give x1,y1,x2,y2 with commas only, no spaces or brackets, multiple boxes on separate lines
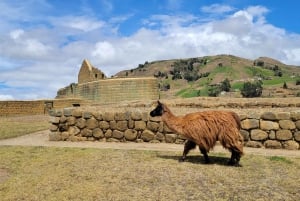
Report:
0,115,49,140
0,146,299,201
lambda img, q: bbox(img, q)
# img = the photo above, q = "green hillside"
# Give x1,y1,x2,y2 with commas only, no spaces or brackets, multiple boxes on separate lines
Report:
115,55,300,98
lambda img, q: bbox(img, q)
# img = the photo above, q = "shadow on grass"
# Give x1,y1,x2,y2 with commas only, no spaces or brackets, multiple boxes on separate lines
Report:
157,154,233,166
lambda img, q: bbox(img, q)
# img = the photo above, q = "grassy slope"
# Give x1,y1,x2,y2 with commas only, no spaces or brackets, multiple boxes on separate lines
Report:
0,115,49,140
0,146,299,201
116,55,300,98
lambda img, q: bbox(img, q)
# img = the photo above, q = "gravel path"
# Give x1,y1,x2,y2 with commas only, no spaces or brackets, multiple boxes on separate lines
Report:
0,130,299,157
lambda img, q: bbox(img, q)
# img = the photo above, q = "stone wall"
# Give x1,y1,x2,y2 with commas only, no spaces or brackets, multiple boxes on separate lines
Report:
56,77,159,103
49,108,300,150
0,99,89,116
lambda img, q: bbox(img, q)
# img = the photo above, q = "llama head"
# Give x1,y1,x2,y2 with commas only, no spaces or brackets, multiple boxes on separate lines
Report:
150,101,164,117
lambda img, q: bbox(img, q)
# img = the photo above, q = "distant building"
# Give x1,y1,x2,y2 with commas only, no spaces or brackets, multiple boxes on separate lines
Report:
78,59,107,84
56,59,159,103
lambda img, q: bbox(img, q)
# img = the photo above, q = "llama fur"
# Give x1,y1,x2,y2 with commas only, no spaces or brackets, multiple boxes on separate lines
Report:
150,101,244,166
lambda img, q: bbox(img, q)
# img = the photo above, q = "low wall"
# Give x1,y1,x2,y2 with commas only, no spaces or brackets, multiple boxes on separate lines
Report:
49,108,300,150
0,99,89,116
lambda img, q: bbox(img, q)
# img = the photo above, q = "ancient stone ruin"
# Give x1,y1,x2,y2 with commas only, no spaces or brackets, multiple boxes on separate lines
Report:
56,59,159,103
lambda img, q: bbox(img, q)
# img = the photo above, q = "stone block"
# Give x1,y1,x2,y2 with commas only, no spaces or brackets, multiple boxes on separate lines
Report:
109,121,117,130
264,140,282,149
147,121,160,132
261,112,277,120
155,132,165,141
241,119,259,130
294,131,300,142
141,130,155,142
165,134,177,143
81,128,93,137
290,111,300,120
61,131,69,140
260,120,279,130
49,132,61,141
116,121,128,131
124,129,138,141
83,112,92,119
103,112,114,121
276,130,293,140
240,130,249,141
76,118,86,129
276,112,290,120
99,121,110,129
104,129,112,138
115,112,130,121
112,130,124,139
49,124,58,132
250,129,268,141
63,108,73,117
93,128,104,138
68,126,80,136
49,116,60,124
92,112,103,121
59,116,67,123
131,111,142,120
282,140,299,150
296,120,300,130
245,141,263,148
67,116,77,126
279,120,295,130
135,121,146,131
72,110,82,118
86,118,99,129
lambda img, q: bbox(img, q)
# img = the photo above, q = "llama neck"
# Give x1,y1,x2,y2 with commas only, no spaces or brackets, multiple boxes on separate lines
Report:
161,106,183,133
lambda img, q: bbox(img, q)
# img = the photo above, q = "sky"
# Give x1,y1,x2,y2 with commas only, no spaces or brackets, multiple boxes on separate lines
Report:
1,0,300,100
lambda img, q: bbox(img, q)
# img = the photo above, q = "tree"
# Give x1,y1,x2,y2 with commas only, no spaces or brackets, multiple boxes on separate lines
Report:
220,78,231,92
283,82,288,89
241,81,263,97
208,85,221,97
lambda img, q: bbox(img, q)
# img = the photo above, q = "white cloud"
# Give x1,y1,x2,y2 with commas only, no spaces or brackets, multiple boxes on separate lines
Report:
201,4,235,14
0,94,14,100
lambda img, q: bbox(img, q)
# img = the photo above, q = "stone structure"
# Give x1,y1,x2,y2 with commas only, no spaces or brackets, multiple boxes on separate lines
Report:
56,60,159,103
49,108,300,150
78,59,107,84
0,99,88,116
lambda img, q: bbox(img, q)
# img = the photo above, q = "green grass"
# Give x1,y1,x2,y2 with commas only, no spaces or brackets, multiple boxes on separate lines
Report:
0,146,299,201
0,115,49,140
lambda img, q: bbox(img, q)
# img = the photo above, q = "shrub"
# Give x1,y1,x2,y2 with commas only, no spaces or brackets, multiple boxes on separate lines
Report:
208,85,221,97
241,81,263,97
220,78,231,92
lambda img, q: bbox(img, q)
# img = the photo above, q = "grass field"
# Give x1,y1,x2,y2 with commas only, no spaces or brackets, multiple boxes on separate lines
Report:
0,146,299,201
0,115,49,140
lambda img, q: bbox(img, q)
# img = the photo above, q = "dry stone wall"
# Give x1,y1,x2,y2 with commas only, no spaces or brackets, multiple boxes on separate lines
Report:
49,108,300,150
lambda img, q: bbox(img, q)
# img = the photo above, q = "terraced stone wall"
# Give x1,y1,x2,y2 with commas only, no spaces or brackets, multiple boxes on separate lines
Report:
49,108,300,150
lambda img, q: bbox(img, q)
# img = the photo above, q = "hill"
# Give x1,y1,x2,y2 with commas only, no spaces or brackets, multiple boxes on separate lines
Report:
115,55,300,98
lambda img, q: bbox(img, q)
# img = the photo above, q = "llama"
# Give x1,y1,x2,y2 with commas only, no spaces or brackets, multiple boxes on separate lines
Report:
150,101,244,166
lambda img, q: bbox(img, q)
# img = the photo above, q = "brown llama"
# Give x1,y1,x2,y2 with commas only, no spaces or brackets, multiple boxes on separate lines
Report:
150,101,244,166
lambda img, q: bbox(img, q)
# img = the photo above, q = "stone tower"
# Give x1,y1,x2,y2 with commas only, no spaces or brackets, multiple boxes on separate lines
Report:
78,59,107,84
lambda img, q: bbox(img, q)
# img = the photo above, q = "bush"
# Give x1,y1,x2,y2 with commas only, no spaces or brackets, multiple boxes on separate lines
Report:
220,78,231,92
208,85,221,97
241,81,263,97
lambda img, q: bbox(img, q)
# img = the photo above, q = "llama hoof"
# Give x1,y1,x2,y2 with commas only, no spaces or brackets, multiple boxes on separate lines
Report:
179,158,185,162
227,161,242,167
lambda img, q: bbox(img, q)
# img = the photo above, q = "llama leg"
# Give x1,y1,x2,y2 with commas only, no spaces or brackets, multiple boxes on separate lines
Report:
179,140,196,162
199,148,210,164
228,149,242,167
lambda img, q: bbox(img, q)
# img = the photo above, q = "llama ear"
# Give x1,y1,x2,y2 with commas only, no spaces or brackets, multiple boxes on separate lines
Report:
157,100,162,105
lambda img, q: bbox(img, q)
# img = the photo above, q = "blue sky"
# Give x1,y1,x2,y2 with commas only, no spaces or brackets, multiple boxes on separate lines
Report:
1,0,300,100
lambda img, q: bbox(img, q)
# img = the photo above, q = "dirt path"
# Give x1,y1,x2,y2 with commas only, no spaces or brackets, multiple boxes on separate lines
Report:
0,130,299,157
